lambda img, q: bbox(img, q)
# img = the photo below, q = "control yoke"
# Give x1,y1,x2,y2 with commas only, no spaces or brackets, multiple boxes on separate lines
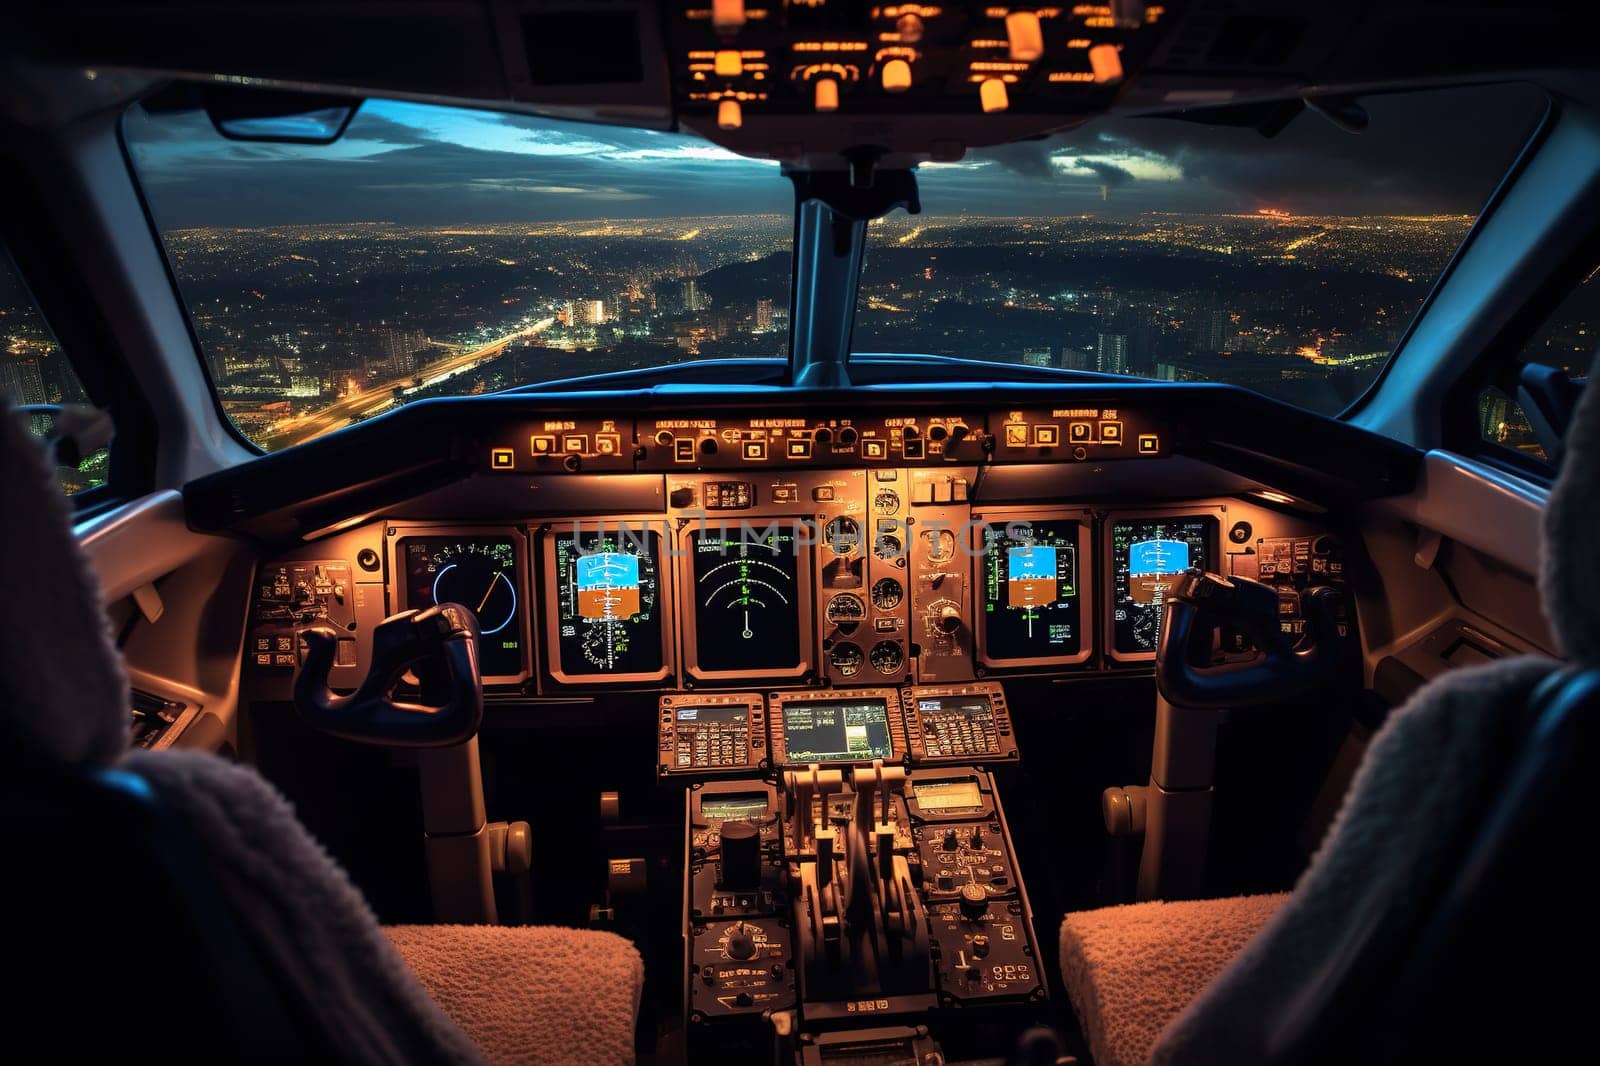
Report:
294,603,484,747
1156,569,1344,709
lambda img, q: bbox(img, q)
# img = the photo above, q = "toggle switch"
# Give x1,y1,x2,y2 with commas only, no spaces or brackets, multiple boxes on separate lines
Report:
1089,43,1124,84
980,78,1009,113
1005,12,1044,62
718,99,742,130
814,77,839,113
714,50,742,77
882,58,912,93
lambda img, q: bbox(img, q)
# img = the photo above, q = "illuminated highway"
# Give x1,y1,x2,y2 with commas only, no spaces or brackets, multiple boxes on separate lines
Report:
260,317,554,449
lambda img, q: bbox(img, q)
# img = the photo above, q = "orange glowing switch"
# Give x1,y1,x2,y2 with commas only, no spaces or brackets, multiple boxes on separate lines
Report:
718,99,742,130
980,78,1009,113
882,59,912,93
814,77,840,112
1089,43,1124,84
531,434,557,455
712,0,746,31
490,447,515,469
714,50,743,77
1005,12,1044,62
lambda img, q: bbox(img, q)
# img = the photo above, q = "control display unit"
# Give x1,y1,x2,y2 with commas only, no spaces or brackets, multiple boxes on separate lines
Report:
975,512,1092,668
658,693,767,775
1108,512,1219,660
544,522,671,684
682,524,811,681
394,532,529,682
902,682,1018,764
767,688,905,767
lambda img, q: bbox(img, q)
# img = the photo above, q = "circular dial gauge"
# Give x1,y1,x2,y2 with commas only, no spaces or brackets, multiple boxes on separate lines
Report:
873,489,900,515
826,593,865,631
873,532,904,562
427,542,518,635
923,527,956,564
870,640,904,674
824,516,860,556
871,577,904,611
830,641,864,677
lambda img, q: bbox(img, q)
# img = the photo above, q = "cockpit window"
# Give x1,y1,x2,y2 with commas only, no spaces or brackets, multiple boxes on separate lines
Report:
856,83,1546,416
122,100,790,452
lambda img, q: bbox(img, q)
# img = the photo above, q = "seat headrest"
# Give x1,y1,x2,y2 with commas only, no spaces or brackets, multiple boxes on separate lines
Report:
0,403,128,768
1540,347,1600,664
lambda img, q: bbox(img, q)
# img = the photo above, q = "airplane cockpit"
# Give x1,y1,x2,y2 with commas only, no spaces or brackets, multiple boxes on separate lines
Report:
3,3,1598,1064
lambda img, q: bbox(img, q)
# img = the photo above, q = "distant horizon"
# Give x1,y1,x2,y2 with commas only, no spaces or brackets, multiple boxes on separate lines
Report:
160,208,1480,236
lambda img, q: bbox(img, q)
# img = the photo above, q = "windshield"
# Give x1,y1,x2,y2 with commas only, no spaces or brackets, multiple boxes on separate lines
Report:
857,84,1545,415
124,101,790,451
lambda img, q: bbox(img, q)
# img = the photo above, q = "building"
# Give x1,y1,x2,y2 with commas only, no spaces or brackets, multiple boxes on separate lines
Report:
0,357,48,406
679,279,704,314
566,299,607,327
1021,347,1052,368
1096,333,1129,375
1206,309,1232,353
756,298,773,331
1060,347,1093,372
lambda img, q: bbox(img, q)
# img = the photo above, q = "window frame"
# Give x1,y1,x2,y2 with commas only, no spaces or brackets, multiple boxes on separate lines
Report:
0,159,158,513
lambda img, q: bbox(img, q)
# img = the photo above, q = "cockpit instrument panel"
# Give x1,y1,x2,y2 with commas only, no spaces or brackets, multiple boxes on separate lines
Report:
396,533,529,682
902,682,1018,764
1108,512,1219,661
975,512,1092,668
545,522,671,685
658,692,767,776
683,523,812,681
767,688,904,767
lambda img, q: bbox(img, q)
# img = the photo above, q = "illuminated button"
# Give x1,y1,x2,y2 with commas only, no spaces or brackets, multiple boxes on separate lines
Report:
714,50,743,77
814,77,839,113
1069,422,1093,443
531,434,556,455
254,653,271,666
980,78,1009,114
1089,43,1124,84
490,447,515,469
812,486,836,502
1005,12,1044,62
711,0,745,31
1003,424,1028,447
742,440,768,461
863,439,887,460
882,59,912,93
788,438,814,458
718,99,742,130
1033,424,1059,446
273,653,296,667
594,433,621,456
563,434,589,454
1099,421,1123,444
1138,434,1160,454
675,438,696,462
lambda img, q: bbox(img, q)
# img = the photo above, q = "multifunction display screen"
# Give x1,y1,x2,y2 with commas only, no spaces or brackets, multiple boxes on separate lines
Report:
551,528,665,677
689,526,803,674
911,779,984,811
1110,516,1215,655
700,793,770,823
399,536,524,677
780,698,894,763
979,519,1082,661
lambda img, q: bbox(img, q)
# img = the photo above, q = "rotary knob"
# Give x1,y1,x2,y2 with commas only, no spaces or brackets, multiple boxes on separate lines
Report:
727,922,758,961
959,882,989,918
937,604,962,634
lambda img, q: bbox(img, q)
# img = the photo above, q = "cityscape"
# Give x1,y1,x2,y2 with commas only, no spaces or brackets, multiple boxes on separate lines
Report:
5,206,1559,460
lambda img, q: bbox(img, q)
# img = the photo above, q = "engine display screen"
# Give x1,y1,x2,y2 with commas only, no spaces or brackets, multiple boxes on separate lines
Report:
701,793,770,822
689,526,803,674
911,779,984,811
1110,516,1216,655
979,519,1082,662
551,528,665,678
399,536,524,677
781,698,894,763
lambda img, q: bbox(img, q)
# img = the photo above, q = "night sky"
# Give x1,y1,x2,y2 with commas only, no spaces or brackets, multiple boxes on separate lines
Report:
125,82,1544,229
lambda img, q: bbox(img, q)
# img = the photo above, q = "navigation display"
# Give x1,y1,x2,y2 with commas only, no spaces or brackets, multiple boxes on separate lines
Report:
1110,515,1216,655
979,519,1083,662
399,535,525,678
689,526,804,675
780,698,894,763
550,527,666,680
